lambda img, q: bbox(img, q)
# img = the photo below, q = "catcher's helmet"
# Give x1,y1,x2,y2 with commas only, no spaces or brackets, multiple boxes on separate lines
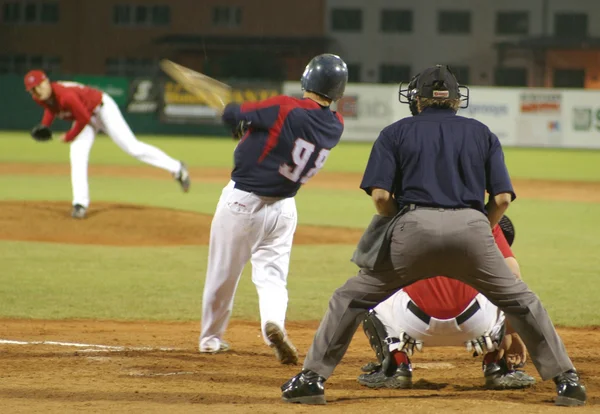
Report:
300,54,348,101
399,64,469,110
498,215,515,247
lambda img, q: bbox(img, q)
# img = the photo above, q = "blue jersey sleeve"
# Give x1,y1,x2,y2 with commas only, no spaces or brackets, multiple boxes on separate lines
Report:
360,130,397,195
485,132,516,200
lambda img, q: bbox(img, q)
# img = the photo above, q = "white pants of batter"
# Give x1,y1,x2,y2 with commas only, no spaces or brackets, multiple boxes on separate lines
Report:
374,290,505,350
69,93,181,207
200,180,298,350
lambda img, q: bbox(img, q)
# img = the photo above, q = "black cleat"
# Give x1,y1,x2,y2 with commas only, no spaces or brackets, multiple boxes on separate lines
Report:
358,365,412,389
483,358,535,390
281,370,326,405
554,370,586,406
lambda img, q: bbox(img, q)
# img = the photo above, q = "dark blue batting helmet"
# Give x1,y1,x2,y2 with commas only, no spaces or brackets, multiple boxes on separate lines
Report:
300,54,348,101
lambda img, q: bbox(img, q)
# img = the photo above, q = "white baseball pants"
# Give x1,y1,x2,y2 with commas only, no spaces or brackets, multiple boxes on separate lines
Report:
373,290,505,348
200,180,298,351
69,93,181,207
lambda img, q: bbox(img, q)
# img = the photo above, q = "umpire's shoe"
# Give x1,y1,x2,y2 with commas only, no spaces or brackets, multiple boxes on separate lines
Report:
71,204,86,219
174,162,191,193
281,370,326,405
265,321,298,365
554,370,586,406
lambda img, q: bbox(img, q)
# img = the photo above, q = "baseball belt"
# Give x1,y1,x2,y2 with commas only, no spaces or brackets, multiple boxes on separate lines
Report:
407,299,481,325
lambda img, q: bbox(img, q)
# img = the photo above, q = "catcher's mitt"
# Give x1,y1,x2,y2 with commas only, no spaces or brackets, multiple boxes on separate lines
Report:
31,124,52,142
498,215,515,247
232,120,250,140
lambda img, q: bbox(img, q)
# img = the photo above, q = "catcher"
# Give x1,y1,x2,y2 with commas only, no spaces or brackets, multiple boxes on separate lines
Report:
358,216,536,390
25,70,190,219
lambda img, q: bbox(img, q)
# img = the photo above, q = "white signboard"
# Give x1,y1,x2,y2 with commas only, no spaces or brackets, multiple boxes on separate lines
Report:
283,82,600,149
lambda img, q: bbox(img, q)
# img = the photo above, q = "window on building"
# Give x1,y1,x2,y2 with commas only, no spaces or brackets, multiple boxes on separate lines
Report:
152,5,170,25
30,55,43,68
379,64,411,83
450,66,470,84
496,11,528,35
553,69,585,88
135,5,148,24
554,13,587,38
114,5,131,25
0,55,61,74
106,57,158,76
44,56,61,73
13,54,27,73
0,56,11,74
331,9,362,32
347,63,361,82
495,67,527,86
2,2,20,23
212,6,242,27
380,9,412,33
24,3,37,23
40,2,59,23
438,11,471,34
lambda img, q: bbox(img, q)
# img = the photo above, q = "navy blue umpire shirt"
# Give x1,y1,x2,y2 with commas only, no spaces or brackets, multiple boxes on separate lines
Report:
360,107,516,213
222,95,344,198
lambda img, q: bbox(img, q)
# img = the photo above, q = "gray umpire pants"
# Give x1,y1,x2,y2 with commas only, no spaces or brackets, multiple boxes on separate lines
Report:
303,208,574,381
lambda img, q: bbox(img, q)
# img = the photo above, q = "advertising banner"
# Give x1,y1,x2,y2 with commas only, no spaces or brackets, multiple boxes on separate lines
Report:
562,90,600,149
284,82,408,141
126,79,160,113
72,76,129,107
161,81,281,124
457,87,517,146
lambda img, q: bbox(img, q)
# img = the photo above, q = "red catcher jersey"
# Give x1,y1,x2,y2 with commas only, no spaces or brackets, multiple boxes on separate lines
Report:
34,81,103,141
403,225,514,320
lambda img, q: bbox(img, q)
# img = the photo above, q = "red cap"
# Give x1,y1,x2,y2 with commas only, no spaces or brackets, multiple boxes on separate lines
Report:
24,70,47,91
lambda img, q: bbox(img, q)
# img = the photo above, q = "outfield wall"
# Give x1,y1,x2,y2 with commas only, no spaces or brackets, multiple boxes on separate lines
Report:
284,82,600,149
2,74,600,149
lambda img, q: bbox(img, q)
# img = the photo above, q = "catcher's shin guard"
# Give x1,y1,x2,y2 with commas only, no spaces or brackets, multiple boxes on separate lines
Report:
362,310,398,376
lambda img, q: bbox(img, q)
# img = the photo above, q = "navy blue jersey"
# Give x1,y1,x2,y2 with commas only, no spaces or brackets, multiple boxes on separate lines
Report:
360,107,516,213
222,96,344,197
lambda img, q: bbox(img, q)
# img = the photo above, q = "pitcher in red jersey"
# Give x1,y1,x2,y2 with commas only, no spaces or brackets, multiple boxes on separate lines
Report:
25,70,190,219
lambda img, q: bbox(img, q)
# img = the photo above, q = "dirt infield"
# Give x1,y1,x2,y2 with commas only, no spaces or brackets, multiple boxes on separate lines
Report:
0,163,598,412
0,201,364,246
0,320,598,413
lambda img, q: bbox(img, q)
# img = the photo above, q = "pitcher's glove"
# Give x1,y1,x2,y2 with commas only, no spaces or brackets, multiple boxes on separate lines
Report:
31,124,53,142
232,120,250,140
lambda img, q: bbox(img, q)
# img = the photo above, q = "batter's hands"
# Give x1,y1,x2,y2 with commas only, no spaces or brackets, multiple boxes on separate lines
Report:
497,332,527,369
232,120,250,140
396,331,423,356
466,330,499,356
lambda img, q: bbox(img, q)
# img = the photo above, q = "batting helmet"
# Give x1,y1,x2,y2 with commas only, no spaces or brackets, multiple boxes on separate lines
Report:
300,54,348,101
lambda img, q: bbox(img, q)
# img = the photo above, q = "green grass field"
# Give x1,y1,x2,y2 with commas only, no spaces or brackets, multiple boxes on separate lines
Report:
0,132,599,326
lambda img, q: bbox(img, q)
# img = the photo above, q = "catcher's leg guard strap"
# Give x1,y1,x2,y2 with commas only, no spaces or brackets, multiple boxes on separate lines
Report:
362,310,394,365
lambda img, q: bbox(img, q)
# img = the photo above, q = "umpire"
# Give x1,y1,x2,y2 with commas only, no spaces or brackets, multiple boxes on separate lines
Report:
281,65,586,406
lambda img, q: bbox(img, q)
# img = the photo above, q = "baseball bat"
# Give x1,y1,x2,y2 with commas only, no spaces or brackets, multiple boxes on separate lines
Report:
159,59,232,111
